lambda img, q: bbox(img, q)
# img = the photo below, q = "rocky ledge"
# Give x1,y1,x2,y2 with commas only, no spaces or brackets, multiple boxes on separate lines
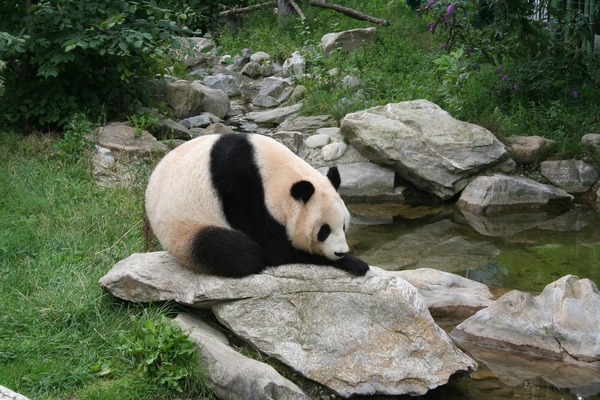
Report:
99,251,477,398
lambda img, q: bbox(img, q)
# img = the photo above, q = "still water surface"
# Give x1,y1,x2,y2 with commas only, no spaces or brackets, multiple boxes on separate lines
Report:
346,203,600,400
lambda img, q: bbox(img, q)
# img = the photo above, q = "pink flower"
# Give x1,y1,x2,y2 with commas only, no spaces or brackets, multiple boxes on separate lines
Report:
446,3,457,16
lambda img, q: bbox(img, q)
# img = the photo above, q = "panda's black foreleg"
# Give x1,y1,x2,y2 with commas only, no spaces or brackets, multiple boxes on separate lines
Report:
190,227,267,277
334,255,370,276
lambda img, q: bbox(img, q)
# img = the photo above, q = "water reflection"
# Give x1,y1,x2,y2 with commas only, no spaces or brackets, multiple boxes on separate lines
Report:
347,203,600,292
346,202,600,399
454,343,600,399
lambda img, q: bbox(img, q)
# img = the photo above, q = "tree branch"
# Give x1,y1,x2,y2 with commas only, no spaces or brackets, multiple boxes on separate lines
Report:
288,0,306,20
307,0,390,26
218,1,275,17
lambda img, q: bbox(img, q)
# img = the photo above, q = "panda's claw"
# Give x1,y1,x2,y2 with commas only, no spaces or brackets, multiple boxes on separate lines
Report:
335,255,370,276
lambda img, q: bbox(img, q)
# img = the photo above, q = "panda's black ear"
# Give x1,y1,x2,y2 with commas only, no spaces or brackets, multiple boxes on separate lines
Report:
291,180,315,204
326,167,341,191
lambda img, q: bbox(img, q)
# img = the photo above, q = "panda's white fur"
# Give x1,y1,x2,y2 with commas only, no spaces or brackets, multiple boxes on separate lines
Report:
145,133,369,277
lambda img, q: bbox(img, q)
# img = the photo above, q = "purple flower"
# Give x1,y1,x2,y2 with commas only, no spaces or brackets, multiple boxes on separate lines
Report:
496,66,503,74
440,43,447,49
572,90,579,99
426,0,435,9
501,74,509,81
428,21,436,32
543,21,550,27
513,83,519,91
446,3,457,16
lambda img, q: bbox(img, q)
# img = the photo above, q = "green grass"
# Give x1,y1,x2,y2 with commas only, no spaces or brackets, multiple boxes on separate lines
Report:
218,1,600,165
0,133,211,399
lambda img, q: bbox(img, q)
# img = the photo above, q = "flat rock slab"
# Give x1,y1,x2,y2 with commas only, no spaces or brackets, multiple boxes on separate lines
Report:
87,122,168,155
393,268,494,318
457,173,573,214
99,252,476,397
174,314,308,400
451,275,600,366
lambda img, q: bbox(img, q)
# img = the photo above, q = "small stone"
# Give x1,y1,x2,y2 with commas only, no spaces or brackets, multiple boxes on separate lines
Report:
316,127,343,142
304,133,330,148
94,145,116,169
582,133,600,153
502,135,553,165
321,142,348,161
250,51,270,64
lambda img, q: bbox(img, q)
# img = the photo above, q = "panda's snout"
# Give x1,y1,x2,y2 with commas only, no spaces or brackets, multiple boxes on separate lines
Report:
334,251,348,258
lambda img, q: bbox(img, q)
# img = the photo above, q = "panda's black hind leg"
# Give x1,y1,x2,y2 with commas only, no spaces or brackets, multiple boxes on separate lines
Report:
190,227,267,277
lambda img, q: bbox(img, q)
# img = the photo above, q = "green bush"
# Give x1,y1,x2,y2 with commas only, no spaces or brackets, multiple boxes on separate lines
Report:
0,0,193,131
120,314,210,394
419,0,600,103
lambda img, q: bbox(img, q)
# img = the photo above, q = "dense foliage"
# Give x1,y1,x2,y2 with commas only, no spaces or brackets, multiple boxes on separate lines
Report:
421,0,599,108
0,0,197,131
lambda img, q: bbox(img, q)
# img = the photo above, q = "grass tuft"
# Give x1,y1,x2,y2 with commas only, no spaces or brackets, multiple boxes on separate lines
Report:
0,133,212,399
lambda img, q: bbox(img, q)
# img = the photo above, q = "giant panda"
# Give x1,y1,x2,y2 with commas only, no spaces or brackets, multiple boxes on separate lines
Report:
145,133,369,278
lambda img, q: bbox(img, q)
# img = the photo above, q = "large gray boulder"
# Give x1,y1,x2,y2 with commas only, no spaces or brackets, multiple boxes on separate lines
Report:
540,159,599,194
211,267,476,398
321,28,377,52
341,100,513,199
451,275,600,366
99,252,476,398
156,80,230,119
457,174,573,214
174,314,308,400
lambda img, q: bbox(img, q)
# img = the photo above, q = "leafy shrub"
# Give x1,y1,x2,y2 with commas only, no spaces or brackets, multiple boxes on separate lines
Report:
0,0,193,131
53,113,95,163
433,47,474,115
420,0,600,103
120,314,209,394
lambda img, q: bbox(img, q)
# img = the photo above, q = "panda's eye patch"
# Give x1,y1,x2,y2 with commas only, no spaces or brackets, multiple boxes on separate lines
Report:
317,224,331,242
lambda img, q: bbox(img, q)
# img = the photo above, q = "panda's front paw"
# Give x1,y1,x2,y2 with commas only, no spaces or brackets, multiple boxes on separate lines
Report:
335,255,370,276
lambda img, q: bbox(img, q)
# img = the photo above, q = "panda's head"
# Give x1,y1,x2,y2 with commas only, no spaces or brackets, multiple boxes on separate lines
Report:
288,167,351,261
